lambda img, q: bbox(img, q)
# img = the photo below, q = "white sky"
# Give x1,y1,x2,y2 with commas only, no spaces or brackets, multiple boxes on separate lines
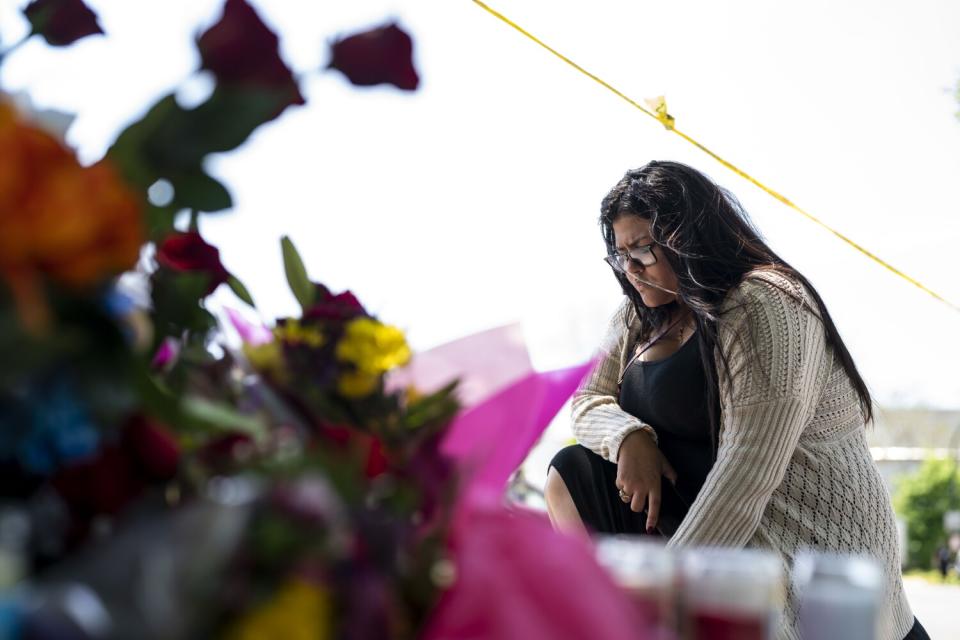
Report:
3,0,960,409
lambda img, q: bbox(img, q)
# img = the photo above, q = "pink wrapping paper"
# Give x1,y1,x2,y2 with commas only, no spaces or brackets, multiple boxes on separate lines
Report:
422,503,646,640
407,328,647,639
387,324,533,407
225,307,273,346
440,360,596,507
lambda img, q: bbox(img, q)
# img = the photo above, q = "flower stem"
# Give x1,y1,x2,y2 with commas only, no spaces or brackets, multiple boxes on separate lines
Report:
0,35,30,62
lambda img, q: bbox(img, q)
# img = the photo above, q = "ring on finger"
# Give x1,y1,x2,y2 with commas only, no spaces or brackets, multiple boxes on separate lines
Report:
617,487,631,503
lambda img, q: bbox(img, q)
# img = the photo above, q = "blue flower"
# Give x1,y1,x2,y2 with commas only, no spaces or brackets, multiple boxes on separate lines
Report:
1,378,100,476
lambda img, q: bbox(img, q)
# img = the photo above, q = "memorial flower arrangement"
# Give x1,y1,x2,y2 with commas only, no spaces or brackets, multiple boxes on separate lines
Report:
0,1,464,638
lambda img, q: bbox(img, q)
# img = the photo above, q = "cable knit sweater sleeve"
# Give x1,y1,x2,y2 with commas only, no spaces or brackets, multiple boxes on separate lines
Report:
570,299,657,463
667,272,832,548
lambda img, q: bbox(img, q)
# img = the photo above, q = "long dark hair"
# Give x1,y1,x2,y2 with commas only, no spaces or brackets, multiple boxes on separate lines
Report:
599,161,873,447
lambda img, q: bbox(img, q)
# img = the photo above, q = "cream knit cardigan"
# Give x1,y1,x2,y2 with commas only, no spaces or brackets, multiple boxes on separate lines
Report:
571,269,913,640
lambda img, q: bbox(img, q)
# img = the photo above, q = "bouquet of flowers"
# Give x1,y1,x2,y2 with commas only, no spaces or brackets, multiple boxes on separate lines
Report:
0,1,462,638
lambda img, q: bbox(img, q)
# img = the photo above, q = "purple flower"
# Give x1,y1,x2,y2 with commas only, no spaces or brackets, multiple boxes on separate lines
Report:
151,337,181,371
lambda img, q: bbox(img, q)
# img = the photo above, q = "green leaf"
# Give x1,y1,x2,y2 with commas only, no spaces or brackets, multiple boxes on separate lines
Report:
181,395,268,439
150,271,218,342
227,275,256,308
172,171,232,212
281,236,315,311
107,94,181,191
144,203,179,240
106,87,285,226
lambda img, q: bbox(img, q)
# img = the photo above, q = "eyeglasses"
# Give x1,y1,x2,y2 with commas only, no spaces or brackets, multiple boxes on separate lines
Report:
604,243,658,273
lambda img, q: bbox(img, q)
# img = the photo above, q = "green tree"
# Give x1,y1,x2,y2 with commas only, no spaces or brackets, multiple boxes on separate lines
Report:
893,458,959,569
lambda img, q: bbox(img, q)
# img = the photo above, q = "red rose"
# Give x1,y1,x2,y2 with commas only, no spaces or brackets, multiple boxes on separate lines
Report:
156,231,231,294
54,446,142,516
311,424,387,479
24,0,103,47
122,415,180,481
303,286,367,322
328,23,419,91
364,437,388,479
196,431,256,472
197,0,304,112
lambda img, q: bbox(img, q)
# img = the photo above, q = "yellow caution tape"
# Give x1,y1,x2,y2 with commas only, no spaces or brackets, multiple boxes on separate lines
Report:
472,0,959,313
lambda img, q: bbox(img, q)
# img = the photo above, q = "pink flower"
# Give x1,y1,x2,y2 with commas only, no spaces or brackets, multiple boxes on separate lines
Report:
151,337,180,370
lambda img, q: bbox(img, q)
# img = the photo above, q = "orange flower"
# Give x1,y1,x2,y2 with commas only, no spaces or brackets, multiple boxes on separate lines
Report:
0,100,143,329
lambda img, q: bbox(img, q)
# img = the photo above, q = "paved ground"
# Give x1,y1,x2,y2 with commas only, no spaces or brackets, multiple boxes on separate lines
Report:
903,577,960,639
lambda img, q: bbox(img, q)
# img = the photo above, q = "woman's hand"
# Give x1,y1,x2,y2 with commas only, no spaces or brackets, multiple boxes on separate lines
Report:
616,429,678,532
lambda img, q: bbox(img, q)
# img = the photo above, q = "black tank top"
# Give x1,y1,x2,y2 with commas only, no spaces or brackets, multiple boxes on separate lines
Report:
618,334,717,507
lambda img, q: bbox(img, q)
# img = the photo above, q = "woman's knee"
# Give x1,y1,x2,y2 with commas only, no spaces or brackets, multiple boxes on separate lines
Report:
548,443,593,477
545,445,590,509
544,465,586,534
544,465,571,505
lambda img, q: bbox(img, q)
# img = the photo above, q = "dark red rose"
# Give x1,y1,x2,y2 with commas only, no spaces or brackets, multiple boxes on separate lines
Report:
156,231,231,294
53,446,142,516
122,415,180,481
303,285,367,322
364,437,388,479
197,0,304,111
196,431,256,472
24,0,103,47
328,23,419,91
312,422,353,448
309,424,385,477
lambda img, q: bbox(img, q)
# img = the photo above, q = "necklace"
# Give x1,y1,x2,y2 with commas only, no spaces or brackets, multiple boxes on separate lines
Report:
617,309,693,386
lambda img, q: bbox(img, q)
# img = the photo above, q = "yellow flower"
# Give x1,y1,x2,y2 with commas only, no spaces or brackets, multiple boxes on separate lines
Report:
226,579,331,640
336,369,379,399
243,341,286,381
336,317,411,375
274,319,324,348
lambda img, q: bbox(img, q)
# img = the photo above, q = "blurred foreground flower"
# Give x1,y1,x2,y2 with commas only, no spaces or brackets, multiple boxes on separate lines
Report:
226,578,331,640
328,23,419,91
0,100,143,329
198,0,305,114
156,231,231,295
1,377,100,476
336,317,411,398
24,0,103,47
303,286,366,322
53,414,179,517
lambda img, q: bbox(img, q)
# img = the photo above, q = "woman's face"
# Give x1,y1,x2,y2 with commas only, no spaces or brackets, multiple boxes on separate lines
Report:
611,215,680,308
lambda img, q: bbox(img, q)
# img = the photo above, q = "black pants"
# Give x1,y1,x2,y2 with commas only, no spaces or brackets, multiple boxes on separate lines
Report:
550,445,931,640
549,444,651,535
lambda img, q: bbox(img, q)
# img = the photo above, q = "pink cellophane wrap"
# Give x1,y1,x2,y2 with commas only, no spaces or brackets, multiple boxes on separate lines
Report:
441,360,595,507
401,327,643,639
387,324,533,408
422,503,645,640
224,307,273,346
